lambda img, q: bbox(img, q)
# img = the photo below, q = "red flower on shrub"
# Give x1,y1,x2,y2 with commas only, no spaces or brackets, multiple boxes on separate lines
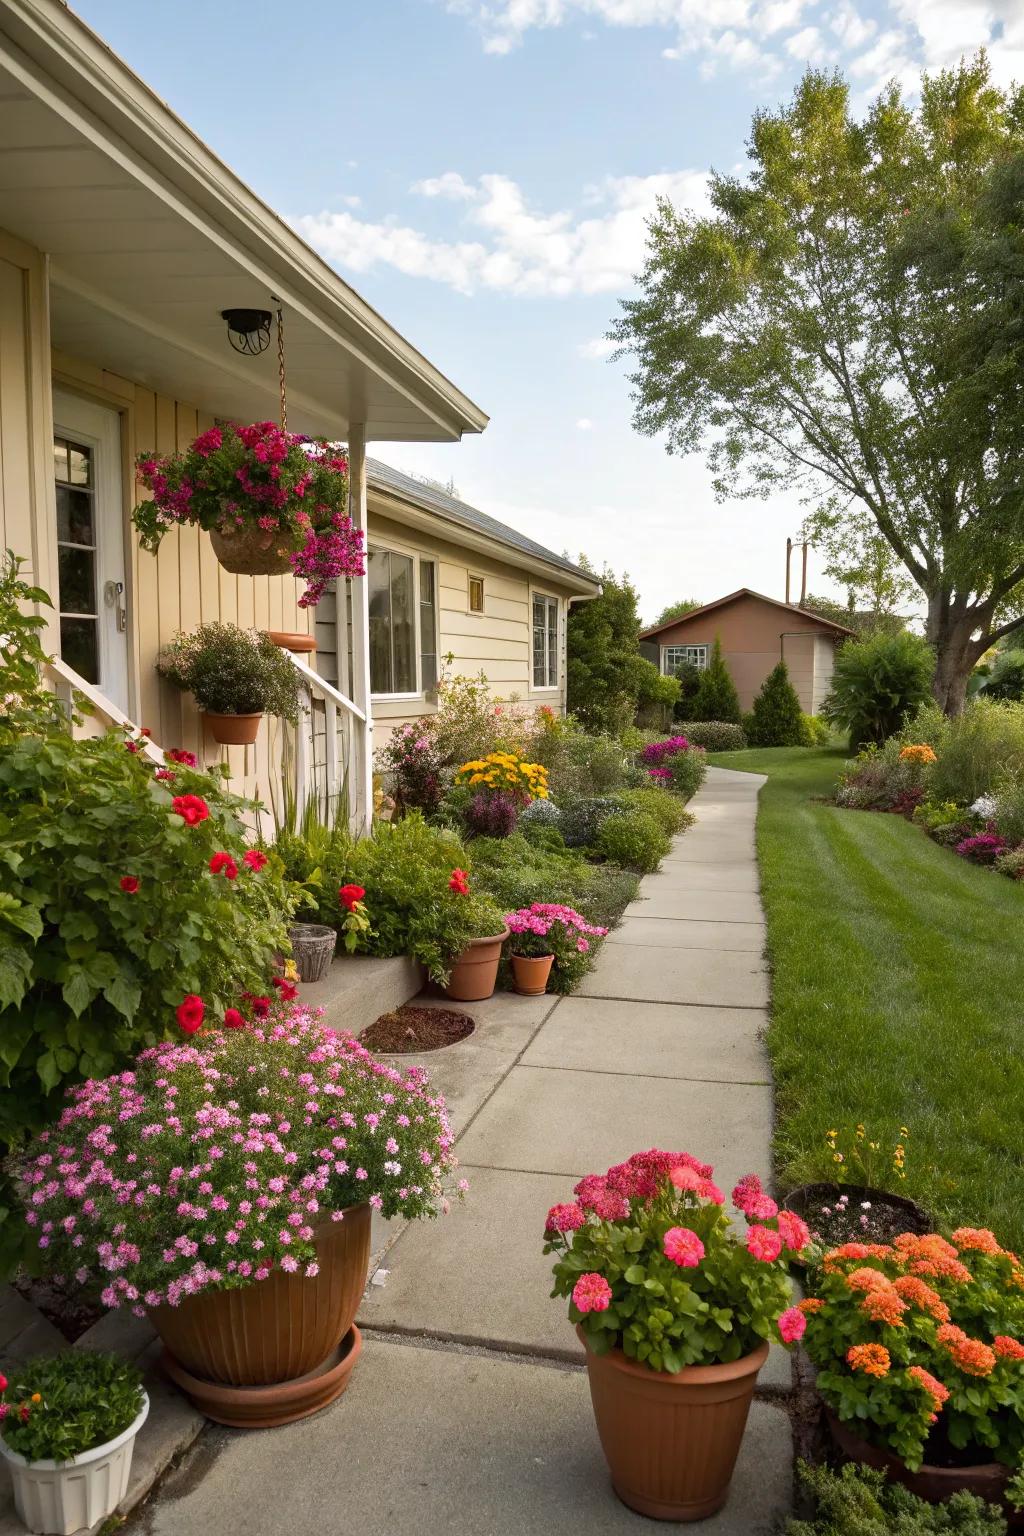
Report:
172,794,209,826
338,884,366,911
273,976,298,1001
176,995,205,1034
119,875,139,894
124,739,141,754
223,1008,246,1030
251,996,271,1019
154,769,176,782
448,868,470,895
167,749,198,767
209,851,239,880
243,849,268,873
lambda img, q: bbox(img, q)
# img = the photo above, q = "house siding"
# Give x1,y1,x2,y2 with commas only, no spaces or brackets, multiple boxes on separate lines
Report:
0,231,56,605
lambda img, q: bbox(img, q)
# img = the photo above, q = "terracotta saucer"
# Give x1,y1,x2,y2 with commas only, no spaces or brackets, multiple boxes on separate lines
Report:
161,1325,362,1428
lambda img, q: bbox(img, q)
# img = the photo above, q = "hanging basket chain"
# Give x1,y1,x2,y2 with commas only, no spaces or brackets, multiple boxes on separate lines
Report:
276,301,287,433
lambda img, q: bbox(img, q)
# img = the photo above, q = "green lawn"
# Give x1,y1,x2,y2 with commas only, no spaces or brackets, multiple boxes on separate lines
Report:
706,746,1024,1250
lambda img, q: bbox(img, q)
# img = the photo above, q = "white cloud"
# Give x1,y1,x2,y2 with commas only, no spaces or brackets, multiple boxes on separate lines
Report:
577,417,594,429
292,168,709,297
785,25,834,64
412,171,477,200
579,335,617,359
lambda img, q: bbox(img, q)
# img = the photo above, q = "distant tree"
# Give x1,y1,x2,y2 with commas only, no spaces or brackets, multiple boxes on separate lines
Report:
689,637,742,723
650,597,702,629
615,57,1024,715
672,659,703,721
801,594,906,640
567,562,680,731
746,662,804,746
822,631,936,750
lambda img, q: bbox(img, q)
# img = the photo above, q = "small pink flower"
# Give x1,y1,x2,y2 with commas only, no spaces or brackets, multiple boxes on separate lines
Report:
572,1272,612,1314
746,1225,784,1263
663,1226,704,1268
777,1305,806,1344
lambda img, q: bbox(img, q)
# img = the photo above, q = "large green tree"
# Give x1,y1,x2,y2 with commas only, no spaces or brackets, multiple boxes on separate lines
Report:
567,562,677,730
615,56,1024,714
649,596,702,628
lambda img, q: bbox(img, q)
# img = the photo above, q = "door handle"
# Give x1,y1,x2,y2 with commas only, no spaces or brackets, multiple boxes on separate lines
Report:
104,580,127,633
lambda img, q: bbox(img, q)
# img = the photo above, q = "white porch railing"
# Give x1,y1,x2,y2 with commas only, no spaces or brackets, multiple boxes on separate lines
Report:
286,653,370,833
42,658,165,767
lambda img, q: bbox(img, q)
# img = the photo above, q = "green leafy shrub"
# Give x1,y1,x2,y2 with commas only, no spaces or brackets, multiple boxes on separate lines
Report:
157,623,300,722
276,814,503,984
835,738,929,811
528,714,631,797
612,787,694,837
823,631,936,750
664,744,707,800
468,833,639,939
991,775,1024,847
558,797,624,848
688,638,742,724
800,713,831,746
980,649,1024,703
518,798,563,834
785,1460,1006,1536
0,1351,145,1464
994,846,1024,880
903,700,1024,806
680,721,747,751
596,809,669,873
747,661,806,746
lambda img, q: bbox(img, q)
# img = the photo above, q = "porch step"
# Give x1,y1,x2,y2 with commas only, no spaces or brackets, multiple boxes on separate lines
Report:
298,953,426,1037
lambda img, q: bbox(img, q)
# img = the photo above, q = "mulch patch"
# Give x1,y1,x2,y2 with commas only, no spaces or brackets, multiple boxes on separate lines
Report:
360,1005,475,1054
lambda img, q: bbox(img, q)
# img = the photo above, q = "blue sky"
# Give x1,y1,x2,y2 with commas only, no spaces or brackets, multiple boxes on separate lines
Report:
76,0,1022,622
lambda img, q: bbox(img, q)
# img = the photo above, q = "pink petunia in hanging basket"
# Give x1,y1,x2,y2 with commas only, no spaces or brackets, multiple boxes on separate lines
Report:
132,422,364,604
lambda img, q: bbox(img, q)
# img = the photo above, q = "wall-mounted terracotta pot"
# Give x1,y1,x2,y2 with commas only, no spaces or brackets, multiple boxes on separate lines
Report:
445,928,509,1002
578,1327,768,1521
266,631,316,654
511,953,554,996
202,710,262,747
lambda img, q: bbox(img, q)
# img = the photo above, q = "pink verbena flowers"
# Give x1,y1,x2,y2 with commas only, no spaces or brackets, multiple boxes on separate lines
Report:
22,1006,460,1314
544,1149,805,1373
504,903,608,986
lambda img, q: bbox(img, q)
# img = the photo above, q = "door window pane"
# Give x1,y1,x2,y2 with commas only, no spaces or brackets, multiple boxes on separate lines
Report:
368,547,417,695
56,485,94,545
58,547,96,614
59,617,99,683
54,435,101,681
420,559,438,693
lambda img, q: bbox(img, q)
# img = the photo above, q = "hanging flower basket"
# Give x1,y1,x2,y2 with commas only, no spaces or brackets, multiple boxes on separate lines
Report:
133,422,364,605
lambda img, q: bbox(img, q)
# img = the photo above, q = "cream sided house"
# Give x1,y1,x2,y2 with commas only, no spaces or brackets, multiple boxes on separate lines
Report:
641,588,854,715
0,0,597,826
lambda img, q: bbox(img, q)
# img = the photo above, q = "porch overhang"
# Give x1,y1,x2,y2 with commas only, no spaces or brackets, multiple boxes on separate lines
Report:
0,0,489,443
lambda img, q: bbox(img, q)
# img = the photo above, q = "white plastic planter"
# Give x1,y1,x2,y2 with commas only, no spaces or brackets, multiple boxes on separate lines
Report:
0,1392,148,1535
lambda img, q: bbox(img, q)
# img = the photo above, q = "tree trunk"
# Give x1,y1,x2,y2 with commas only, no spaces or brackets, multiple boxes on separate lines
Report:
926,595,988,716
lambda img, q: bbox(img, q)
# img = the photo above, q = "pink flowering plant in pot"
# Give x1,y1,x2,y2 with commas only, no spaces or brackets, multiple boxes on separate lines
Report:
132,422,363,606
505,903,608,994
543,1153,809,1520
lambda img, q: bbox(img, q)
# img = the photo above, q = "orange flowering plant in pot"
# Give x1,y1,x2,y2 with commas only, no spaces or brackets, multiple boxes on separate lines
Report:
544,1153,809,1521
800,1229,1024,1515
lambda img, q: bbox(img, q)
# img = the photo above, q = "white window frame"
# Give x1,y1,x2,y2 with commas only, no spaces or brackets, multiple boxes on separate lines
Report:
367,538,439,702
530,588,561,694
661,643,708,675
468,573,485,613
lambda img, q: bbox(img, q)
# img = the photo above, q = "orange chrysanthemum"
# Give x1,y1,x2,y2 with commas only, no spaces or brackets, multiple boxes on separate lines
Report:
847,1267,891,1293
936,1324,966,1345
895,1233,959,1262
892,1275,950,1323
823,1242,895,1271
847,1343,891,1378
908,1365,950,1420
860,1286,908,1327
798,1298,826,1315
951,1227,1002,1256
937,1324,996,1377
994,1335,1024,1361
910,1255,973,1284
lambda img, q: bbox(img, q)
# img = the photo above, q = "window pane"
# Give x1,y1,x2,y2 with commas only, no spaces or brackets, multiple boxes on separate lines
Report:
367,549,393,694
68,446,91,486
419,559,437,693
390,554,415,692
56,485,95,545
58,546,96,615
547,600,558,686
469,576,484,612
53,442,69,483
60,617,99,682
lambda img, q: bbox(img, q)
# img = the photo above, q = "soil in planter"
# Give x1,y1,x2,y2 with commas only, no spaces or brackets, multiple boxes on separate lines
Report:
360,1005,475,1054
12,1271,106,1343
785,1184,931,1257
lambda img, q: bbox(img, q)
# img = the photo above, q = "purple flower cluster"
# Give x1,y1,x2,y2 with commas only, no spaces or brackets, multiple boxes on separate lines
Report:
640,735,692,767
21,1007,462,1314
292,510,366,608
466,790,520,838
955,831,1007,864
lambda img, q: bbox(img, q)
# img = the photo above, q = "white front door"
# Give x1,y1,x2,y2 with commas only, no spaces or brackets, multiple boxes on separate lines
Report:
51,391,130,713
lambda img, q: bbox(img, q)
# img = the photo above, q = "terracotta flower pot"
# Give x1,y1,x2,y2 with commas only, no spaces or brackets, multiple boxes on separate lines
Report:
265,630,316,654
150,1204,370,1427
210,522,304,576
578,1328,769,1522
511,952,554,996
826,1408,1023,1526
445,928,509,1002
202,710,262,746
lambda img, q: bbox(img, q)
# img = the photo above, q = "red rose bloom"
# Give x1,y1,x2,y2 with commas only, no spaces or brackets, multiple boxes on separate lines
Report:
119,875,139,894
209,851,239,880
124,740,141,754
243,849,268,873
448,868,470,895
154,769,176,782
338,884,365,912
251,996,272,1019
176,994,205,1034
223,1008,246,1030
172,794,209,827
272,976,298,1001
167,748,198,767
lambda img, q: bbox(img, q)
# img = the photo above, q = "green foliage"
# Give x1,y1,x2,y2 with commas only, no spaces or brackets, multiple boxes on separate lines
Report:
566,564,653,733
276,814,503,985
612,787,694,838
649,597,702,628
0,552,64,734
785,1460,1007,1536
801,593,908,640
747,661,805,747
688,639,741,724
529,716,633,798
680,721,747,751
664,745,707,800
991,776,1024,847
671,659,704,721
633,657,681,729
800,713,831,747
615,55,1024,711
596,809,669,874
823,632,936,749
904,700,1024,805
979,650,1024,703
157,623,301,722
0,1352,144,1464
558,797,625,849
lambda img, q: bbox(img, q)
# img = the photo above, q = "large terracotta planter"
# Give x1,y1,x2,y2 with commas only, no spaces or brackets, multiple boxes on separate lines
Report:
511,953,554,996
579,1328,768,1521
827,1408,1023,1526
150,1204,370,1427
445,928,508,1002
201,710,262,747
210,523,304,576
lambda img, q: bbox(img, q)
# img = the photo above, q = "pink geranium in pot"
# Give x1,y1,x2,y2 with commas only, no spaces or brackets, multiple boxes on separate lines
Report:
504,903,608,995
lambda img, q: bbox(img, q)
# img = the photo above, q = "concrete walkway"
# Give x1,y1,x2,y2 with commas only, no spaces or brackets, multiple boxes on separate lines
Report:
133,767,791,1536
